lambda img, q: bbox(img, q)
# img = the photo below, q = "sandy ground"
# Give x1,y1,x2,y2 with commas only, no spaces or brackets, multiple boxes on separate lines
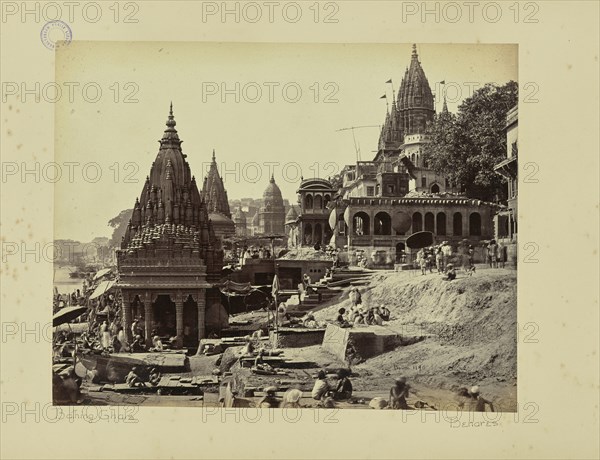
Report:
78,267,517,411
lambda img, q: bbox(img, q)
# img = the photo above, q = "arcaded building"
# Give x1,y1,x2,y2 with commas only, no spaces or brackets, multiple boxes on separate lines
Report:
116,106,226,347
296,178,336,246
319,45,497,265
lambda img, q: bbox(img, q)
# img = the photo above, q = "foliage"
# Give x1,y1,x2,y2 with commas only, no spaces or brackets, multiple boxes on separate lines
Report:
108,208,133,248
423,81,518,201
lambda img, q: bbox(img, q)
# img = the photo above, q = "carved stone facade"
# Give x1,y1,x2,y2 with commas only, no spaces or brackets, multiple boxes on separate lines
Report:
116,105,226,347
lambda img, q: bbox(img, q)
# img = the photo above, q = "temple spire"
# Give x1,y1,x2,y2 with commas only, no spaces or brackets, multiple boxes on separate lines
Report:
201,149,231,218
166,102,176,129
442,95,449,114
412,43,418,59
160,102,181,148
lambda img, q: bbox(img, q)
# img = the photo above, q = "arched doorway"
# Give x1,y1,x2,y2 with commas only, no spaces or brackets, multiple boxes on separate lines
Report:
353,212,370,235
453,212,463,236
314,223,323,244
412,212,423,233
304,223,312,245
395,242,406,263
431,183,440,194
304,194,313,210
314,195,323,210
338,213,347,235
436,212,447,235
469,212,482,236
374,212,392,235
424,212,435,233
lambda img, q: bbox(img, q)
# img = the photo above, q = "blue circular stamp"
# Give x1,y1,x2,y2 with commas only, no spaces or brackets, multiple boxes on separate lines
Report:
40,20,72,50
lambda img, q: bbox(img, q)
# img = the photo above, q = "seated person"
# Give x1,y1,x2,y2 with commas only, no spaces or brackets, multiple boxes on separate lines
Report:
353,314,365,326
371,309,384,326
131,335,146,353
302,313,318,329
281,388,303,409
253,349,274,373
111,335,122,353
335,308,351,328
312,370,330,400
445,264,457,281
379,305,391,321
241,340,254,356
258,386,280,408
151,335,164,352
389,377,410,409
334,369,353,400
125,367,145,387
148,367,161,386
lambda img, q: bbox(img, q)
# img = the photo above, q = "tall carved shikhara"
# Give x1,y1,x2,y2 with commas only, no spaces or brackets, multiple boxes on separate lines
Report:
378,44,436,151
116,104,224,347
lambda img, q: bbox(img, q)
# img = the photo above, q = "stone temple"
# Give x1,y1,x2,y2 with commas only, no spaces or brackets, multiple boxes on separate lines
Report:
297,45,498,266
116,105,227,348
202,150,235,241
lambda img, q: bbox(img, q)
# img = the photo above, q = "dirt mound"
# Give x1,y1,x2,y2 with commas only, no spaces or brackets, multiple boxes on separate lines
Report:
314,270,517,407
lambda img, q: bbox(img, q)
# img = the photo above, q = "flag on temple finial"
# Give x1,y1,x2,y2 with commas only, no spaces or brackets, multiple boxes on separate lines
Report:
386,79,392,84
380,94,387,99
440,80,445,84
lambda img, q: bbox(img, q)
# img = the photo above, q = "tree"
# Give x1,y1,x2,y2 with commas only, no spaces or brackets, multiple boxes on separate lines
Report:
108,208,133,248
423,81,518,201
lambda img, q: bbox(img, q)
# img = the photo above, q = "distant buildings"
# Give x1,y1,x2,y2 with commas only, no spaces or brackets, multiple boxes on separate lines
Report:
228,187,290,238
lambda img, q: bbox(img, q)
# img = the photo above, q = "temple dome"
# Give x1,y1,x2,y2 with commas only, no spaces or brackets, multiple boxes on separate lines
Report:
285,206,298,225
262,175,284,208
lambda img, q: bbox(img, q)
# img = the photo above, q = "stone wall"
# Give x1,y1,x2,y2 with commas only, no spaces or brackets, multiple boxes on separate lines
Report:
270,328,326,348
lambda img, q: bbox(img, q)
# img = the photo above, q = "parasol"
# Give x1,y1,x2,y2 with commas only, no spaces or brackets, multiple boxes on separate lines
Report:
53,306,87,327
405,231,435,249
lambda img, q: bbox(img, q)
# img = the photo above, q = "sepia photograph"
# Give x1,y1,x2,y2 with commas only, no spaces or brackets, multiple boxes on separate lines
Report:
52,42,519,412
1,1,598,459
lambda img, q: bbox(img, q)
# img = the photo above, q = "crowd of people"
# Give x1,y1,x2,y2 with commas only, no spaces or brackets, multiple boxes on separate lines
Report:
257,371,494,412
414,239,508,278
334,287,391,328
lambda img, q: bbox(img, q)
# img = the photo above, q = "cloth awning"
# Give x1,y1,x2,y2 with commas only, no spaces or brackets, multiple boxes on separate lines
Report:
217,280,253,297
89,280,116,300
93,268,112,280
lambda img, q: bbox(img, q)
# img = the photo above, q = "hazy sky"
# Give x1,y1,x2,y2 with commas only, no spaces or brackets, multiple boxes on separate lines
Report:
54,42,517,241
